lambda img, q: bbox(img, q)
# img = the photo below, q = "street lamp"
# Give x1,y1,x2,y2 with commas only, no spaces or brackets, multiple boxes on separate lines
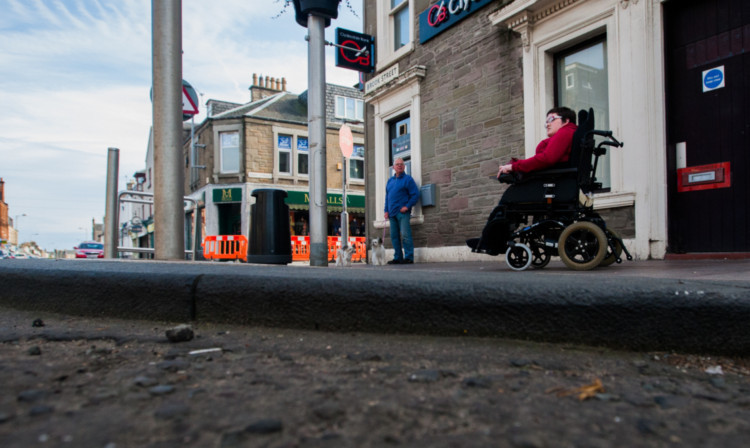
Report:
14,213,26,245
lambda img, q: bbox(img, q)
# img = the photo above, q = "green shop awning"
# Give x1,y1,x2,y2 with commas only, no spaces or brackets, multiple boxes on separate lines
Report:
285,191,365,213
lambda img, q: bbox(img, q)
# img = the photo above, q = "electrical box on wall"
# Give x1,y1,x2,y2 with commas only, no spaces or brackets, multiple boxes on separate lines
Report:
420,184,436,207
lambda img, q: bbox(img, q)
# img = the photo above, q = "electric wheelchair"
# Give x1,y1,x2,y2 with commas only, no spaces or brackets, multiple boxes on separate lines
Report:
468,108,632,271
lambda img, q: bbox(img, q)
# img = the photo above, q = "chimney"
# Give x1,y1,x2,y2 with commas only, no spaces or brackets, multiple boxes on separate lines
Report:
0,177,4,202
249,73,286,102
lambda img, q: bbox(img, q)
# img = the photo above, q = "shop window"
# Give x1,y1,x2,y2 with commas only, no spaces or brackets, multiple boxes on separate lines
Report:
555,37,610,189
376,0,413,69
219,131,240,174
349,144,364,181
335,96,364,122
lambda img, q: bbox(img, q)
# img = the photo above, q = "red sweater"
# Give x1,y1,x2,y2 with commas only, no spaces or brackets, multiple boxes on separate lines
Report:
511,122,578,174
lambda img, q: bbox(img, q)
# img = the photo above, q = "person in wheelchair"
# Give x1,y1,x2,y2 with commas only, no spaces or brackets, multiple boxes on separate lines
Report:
468,106,577,255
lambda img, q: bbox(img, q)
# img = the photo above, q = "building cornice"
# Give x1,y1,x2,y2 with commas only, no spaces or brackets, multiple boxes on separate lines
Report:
364,65,427,103
489,0,581,32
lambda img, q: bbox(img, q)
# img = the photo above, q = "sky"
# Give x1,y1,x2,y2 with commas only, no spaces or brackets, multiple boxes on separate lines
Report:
0,0,362,252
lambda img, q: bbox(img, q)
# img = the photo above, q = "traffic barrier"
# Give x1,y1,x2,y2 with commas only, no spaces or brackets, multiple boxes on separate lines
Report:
351,237,367,262
288,236,366,263
291,236,310,261
329,236,366,262
328,237,339,261
202,235,248,261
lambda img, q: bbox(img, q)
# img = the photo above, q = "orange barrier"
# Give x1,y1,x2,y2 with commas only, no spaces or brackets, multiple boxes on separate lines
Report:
348,237,366,262
329,236,367,262
327,237,339,261
291,236,310,261
202,235,248,261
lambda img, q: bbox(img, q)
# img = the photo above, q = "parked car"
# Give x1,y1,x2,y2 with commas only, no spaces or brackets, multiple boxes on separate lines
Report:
0,249,13,259
74,241,104,259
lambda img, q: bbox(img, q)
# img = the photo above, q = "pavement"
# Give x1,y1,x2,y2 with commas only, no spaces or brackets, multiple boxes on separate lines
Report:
1,256,749,356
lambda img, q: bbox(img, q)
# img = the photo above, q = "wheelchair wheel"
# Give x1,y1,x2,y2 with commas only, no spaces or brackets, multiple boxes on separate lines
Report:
600,229,623,267
530,244,552,269
505,243,532,271
558,221,607,271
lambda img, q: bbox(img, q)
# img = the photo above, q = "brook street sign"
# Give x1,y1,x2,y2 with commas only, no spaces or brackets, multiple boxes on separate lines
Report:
419,0,494,44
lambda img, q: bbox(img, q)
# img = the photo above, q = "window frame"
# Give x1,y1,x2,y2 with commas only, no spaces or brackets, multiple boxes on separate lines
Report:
348,142,365,185
523,13,630,208
376,0,414,71
213,124,242,176
335,95,364,122
273,126,309,180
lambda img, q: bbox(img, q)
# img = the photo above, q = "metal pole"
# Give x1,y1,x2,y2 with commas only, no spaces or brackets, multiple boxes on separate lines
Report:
341,155,348,245
152,0,185,260
307,14,328,266
104,147,119,258
190,116,195,187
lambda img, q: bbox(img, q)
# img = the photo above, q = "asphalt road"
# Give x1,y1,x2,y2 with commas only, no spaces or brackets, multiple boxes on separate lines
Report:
1,307,749,447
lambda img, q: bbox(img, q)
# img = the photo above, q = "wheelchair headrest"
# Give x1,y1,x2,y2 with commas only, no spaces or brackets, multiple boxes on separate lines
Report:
567,108,594,169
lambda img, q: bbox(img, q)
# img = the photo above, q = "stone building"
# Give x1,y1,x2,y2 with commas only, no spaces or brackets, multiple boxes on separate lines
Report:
0,178,8,243
182,74,366,251
363,0,749,261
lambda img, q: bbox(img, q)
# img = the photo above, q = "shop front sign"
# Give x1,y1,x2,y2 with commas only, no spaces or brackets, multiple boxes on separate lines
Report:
286,191,365,210
213,188,242,203
419,0,494,44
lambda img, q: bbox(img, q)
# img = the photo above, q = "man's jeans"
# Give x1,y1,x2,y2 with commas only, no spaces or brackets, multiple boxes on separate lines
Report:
389,212,413,261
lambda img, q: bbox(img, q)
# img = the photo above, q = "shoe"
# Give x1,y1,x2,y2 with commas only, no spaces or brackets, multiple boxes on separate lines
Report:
387,259,402,265
402,259,414,264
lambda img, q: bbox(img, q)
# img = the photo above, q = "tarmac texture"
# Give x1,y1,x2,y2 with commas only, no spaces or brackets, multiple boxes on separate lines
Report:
1,307,750,447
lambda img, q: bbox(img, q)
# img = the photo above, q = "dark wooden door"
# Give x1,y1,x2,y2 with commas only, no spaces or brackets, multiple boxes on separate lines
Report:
664,0,750,252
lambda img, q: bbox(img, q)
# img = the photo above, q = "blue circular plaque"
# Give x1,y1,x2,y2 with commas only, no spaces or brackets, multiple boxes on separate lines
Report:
703,69,723,90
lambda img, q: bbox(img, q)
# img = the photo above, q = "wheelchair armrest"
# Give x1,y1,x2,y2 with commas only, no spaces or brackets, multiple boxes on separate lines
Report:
497,173,520,184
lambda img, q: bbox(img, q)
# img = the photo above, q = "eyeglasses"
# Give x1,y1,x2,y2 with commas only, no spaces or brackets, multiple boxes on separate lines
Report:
546,115,563,124
394,163,404,166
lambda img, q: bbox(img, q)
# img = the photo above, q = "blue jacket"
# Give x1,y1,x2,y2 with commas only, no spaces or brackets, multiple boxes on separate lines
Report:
385,173,419,216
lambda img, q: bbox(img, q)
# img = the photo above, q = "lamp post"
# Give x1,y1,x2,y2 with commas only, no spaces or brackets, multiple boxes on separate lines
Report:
292,0,341,266
14,213,26,246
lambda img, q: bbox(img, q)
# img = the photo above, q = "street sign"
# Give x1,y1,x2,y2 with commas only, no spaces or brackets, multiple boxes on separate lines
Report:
335,28,374,73
182,80,199,116
339,124,354,158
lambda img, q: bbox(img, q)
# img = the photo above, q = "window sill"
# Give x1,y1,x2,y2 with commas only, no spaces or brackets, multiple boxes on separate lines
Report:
593,191,635,209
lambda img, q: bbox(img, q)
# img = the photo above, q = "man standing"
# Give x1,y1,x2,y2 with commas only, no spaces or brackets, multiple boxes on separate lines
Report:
384,158,419,264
